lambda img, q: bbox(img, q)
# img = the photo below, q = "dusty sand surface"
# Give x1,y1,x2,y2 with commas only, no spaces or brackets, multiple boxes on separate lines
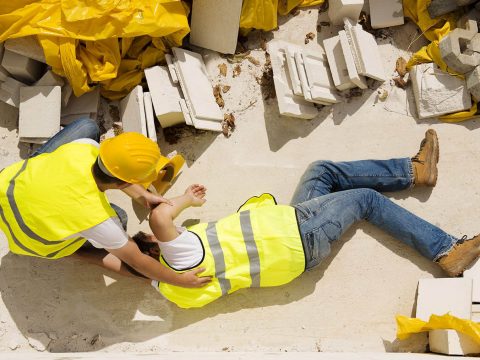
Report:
1,8,480,355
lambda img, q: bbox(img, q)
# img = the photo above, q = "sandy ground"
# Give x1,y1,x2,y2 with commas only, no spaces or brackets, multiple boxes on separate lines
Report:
1,7,480,355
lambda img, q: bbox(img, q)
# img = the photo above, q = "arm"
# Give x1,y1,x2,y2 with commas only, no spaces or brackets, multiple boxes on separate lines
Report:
122,183,172,209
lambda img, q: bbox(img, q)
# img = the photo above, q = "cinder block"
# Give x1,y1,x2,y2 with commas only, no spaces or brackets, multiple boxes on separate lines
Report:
143,92,157,143
35,70,65,87
267,40,319,119
323,35,357,91
416,278,472,321
4,36,46,63
369,0,404,29
1,49,45,84
328,0,364,25
0,77,27,108
429,329,480,355
410,63,471,119
466,66,480,102
119,85,147,136
428,0,459,18
144,66,184,128
189,0,242,54
338,30,368,89
0,43,11,82
61,88,100,125
439,28,480,74
463,257,480,302
19,86,61,141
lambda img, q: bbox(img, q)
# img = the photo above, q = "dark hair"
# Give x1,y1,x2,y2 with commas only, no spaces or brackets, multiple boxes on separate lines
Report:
132,231,158,255
92,158,127,186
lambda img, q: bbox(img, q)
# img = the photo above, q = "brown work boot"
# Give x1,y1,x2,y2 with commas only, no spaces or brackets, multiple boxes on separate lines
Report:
411,129,439,187
437,235,480,276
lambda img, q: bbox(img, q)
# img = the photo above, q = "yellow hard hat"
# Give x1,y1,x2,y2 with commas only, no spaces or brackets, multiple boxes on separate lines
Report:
99,132,169,184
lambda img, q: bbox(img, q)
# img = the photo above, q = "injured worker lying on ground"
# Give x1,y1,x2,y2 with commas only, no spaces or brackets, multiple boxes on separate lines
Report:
127,129,480,308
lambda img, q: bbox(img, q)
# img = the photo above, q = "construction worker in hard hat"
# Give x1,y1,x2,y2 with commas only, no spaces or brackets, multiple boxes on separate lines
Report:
0,117,211,288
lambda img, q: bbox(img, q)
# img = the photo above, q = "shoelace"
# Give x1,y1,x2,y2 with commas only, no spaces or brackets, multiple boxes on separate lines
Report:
457,235,468,245
411,139,427,163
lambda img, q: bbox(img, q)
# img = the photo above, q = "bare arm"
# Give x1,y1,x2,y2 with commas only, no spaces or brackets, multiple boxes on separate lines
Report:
122,183,172,209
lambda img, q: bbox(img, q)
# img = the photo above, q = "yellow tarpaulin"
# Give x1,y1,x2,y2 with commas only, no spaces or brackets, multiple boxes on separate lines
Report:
397,313,480,344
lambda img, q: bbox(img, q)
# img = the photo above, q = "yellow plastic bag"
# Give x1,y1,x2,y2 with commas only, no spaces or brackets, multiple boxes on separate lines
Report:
397,313,480,344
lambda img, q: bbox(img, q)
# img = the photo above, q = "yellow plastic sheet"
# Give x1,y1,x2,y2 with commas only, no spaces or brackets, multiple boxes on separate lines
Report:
397,313,480,344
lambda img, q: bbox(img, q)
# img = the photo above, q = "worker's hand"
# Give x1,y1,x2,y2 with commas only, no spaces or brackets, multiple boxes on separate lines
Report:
176,267,212,288
185,184,207,207
142,191,173,209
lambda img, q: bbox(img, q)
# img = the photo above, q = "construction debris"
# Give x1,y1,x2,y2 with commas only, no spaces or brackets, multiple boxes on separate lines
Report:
304,32,315,44
395,57,408,77
222,113,235,137
233,64,242,77
213,84,225,108
119,85,147,136
4,36,46,63
369,0,404,29
1,49,45,84
222,85,231,93
218,63,227,77
328,0,364,25
61,88,100,125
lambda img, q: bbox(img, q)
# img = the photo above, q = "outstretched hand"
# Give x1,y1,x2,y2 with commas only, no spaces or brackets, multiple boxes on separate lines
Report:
141,191,173,209
177,267,212,288
185,184,207,207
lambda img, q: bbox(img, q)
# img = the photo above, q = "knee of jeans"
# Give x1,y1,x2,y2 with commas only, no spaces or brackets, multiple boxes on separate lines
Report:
75,117,100,141
303,160,334,178
355,188,384,216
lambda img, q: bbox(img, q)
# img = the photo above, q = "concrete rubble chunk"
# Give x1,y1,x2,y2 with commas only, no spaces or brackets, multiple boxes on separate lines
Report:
0,43,11,82
143,92,157,143
172,47,223,131
429,329,480,355
119,85,147,136
410,63,472,119
35,70,65,87
165,54,179,84
439,28,480,74
466,66,480,102
328,0,364,25
0,77,27,108
19,86,61,142
323,35,356,91
4,36,47,63
267,40,319,119
463,257,480,302
144,66,184,128
416,278,472,322
369,0,404,29
61,88,100,125
1,49,45,84
338,30,368,89
286,45,304,96
472,304,480,322
428,0,460,18
189,0,242,54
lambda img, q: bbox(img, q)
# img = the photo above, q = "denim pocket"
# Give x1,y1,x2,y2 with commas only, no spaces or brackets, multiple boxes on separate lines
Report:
320,221,342,242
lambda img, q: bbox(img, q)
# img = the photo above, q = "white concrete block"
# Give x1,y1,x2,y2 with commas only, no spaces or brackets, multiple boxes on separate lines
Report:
19,137,48,144
119,85,147,136
328,0,365,25
429,329,480,355
0,77,27,107
61,113,96,126
410,63,472,119
165,54,179,84
338,30,368,89
144,66,184,128
472,304,480,322
189,0,242,55
369,0,404,29
4,36,46,63
35,70,65,87
143,92,157,143
286,46,304,96
463,257,480,303
61,83,73,108
19,86,61,140
323,35,357,91
0,43,11,82
294,51,340,104
267,40,319,119
1,49,45,84
416,278,472,321
344,20,387,81
179,99,194,126
62,88,100,116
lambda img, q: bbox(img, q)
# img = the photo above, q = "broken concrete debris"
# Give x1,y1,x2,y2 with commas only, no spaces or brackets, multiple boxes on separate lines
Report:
369,0,404,29
338,30,368,89
119,85,147,136
328,0,364,25
143,91,157,143
61,88,100,125
2,49,45,84
428,0,477,19
4,36,46,63
0,43,11,82
0,76,27,108
323,35,357,91
466,65,480,102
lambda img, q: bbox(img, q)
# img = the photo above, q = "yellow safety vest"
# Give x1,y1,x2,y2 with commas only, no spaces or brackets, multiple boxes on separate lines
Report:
157,193,306,308
0,142,117,259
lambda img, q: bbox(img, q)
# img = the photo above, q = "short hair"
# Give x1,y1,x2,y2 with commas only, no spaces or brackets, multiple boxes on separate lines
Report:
132,231,158,255
92,158,127,186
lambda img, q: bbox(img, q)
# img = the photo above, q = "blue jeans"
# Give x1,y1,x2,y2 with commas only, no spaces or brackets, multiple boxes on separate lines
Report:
29,117,128,230
291,159,457,270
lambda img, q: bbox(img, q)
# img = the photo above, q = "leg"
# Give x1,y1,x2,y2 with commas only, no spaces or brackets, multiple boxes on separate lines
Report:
30,117,100,158
295,188,457,269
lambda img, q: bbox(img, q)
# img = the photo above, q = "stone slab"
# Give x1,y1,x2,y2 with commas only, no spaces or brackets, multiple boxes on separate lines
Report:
328,0,365,25
429,329,480,355
189,0,242,55
0,77,27,108
1,49,45,84
369,0,404,29
323,35,357,91
4,36,46,63
119,85,147,136
338,30,368,89
143,92,157,143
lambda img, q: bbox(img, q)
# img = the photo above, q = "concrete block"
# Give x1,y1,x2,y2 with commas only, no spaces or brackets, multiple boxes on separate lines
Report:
410,63,471,119
1,49,45,84
189,0,242,54
323,35,357,91
463,257,480,302
285,45,304,96
0,77,27,107
143,92,157,143
35,70,65,87
4,36,46,63
439,28,480,74
328,0,364,25
119,85,147,136
429,329,480,355
466,66,480,102
369,0,404,29
61,113,97,126
18,86,61,140
61,83,73,108
344,19,387,81
267,40,319,119
416,278,472,321
338,30,368,89
472,304,480,322
428,0,460,18
61,88,100,124
0,43,11,82
144,66,184,128
294,50,341,104
165,54,179,84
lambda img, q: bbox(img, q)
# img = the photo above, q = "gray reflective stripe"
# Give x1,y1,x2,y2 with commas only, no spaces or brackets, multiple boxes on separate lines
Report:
45,237,84,258
239,210,261,287
206,222,231,296
7,159,64,245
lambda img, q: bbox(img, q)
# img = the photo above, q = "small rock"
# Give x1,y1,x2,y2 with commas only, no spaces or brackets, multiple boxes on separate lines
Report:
27,332,51,352
378,89,388,101
246,56,260,66
90,334,100,346
218,63,227,77
222,85,231,93
305,32,316,44
233,64,242,78
395,57,407,77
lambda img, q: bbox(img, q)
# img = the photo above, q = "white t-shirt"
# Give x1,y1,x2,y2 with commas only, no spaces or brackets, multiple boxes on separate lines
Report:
158,227,204,270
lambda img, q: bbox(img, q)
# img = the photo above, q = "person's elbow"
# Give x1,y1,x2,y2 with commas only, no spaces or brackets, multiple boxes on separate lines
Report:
149,204,173,231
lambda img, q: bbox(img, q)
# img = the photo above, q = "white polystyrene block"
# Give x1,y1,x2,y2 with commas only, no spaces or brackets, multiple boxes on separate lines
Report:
410,63,471,119
338,30,368,89
323,35,356,91
328,0,364,25
19,86,61,140
429,329,480,355
0,77,27,107
267,40,318,119
144,66,184,128
286,46,304,96
463,257,480,303
119,85,147,136
1,49,45,84
416,278,472,321
189,0,242,54
4,36,46,63
369,0,404,29
143,92,157,143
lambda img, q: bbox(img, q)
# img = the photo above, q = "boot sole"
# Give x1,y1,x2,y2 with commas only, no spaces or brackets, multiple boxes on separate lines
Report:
425,129,439,186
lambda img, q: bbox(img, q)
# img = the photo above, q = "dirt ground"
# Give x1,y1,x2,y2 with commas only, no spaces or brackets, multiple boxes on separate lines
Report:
1,7,480,355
